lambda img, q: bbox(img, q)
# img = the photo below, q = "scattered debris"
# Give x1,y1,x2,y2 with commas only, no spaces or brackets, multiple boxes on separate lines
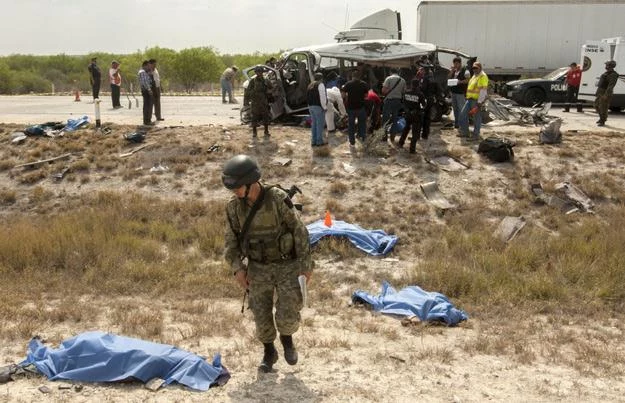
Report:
207,144,220,153
494,216,526,242
100,127,112,135
539,118,562,144
119,144,151,158
427,156,468,171
14,153,74,169
420,181,456,211
390,167,411,177
74,384,83,392
150,163,170,173
477,137,515,163
400,316,421,327
555,182,594,213
11,132,27,144
38,385,52,394
487,98,555,125
52,167,71,181
58,384,72,390
273,157,292,166
389,355,407,363
145,377,166,391
531,183,579,214
123,132,146,143
342,162,356,175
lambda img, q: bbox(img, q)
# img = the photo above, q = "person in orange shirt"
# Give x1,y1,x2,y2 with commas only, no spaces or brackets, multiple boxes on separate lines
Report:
563,62,582,112
109,61,122,109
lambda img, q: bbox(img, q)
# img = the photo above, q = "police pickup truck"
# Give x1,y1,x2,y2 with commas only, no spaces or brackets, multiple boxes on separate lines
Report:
499,67,569,106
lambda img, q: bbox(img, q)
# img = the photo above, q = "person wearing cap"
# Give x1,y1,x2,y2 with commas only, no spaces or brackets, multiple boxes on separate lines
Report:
221,65,239,104
243,66,273,137
595,60,619,126
222,154,312,373
458,61,489,140
341,70,370,147
109,61,122,109
148,59,164,121
563,62,582,112
87,57,101,101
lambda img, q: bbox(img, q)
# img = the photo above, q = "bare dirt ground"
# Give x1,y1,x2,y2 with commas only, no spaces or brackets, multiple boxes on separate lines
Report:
1,105,625,402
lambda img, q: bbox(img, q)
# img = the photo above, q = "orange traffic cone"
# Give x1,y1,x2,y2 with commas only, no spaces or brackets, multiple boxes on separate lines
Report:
74,89,81,102
324,210,332,227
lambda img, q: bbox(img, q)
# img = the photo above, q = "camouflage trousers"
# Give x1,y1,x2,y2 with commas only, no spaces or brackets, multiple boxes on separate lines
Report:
247,259,303,343
595,89,612,122
250,102,271,128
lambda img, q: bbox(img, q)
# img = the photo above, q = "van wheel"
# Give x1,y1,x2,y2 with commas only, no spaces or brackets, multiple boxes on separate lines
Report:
524,87,545,106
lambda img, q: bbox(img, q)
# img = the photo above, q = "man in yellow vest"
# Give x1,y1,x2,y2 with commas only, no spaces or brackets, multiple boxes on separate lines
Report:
458,61,489,140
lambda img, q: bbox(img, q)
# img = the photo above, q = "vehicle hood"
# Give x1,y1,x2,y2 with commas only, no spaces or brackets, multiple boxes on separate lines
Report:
506,78,551,87
290,40,437,62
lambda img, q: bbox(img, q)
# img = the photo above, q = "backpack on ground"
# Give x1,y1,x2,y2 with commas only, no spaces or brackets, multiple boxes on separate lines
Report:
478,137,515,163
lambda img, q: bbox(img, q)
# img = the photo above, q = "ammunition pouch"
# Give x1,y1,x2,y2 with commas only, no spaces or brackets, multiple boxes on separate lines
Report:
247,232,295,263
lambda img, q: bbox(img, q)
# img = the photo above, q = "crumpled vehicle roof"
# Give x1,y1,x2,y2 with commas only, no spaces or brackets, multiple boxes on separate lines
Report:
291,40,437,62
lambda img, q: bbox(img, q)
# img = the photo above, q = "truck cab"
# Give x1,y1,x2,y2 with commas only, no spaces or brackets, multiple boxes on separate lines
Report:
578,37,625,111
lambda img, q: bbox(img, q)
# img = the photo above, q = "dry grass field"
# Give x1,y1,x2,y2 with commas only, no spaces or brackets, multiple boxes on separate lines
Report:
0,120,624,402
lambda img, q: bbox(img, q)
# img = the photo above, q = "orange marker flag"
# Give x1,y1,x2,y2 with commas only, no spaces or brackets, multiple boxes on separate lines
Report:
324,210,332,227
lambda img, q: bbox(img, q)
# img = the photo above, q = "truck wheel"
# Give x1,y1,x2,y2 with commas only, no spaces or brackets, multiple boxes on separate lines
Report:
524,88,546,106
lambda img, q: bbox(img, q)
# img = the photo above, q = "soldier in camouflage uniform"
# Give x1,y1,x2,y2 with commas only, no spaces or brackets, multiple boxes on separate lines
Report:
222,155,312,373
595,60,619,126
244,65,273,137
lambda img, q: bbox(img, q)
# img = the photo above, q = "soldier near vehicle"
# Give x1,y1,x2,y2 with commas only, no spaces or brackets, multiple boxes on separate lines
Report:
243,66,273,137
223,155,312,373
595,60,619,126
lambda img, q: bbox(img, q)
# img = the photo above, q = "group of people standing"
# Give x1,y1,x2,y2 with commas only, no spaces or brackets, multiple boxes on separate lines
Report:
87,57,164,125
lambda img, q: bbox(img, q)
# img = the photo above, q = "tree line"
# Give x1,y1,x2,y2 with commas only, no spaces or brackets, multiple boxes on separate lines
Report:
0,47,278,95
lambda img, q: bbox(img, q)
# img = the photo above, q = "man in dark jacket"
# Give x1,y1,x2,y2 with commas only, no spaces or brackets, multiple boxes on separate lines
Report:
398,78,427,154
341,70,370,147
87,57,101,101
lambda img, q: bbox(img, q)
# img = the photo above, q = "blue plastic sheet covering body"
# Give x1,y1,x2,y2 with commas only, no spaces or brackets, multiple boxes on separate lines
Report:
20,331,230,391
64,115,90,131
352,281,468,326
307,219,397,256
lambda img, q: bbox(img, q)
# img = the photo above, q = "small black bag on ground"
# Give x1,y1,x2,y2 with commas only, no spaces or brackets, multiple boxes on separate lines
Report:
478,137,515,162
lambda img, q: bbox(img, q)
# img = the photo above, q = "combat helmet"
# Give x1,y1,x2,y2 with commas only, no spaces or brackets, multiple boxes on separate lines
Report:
605,60,617,68
222,155,261,189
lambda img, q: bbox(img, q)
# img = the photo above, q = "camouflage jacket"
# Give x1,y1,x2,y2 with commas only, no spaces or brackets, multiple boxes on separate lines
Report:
244,76,272,107
224,184,312,274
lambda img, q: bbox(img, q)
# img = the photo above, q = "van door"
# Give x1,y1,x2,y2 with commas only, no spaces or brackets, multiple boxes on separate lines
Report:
579,41,610,102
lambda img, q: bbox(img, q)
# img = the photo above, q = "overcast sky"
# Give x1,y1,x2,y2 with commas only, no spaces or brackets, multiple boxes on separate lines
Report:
1,0,421,56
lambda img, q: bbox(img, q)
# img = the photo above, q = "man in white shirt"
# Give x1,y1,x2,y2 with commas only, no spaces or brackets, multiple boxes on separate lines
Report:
109,61,122,109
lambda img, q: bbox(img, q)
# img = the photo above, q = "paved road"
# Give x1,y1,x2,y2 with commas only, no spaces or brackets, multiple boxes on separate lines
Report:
0,95,623,132
0,95,243,126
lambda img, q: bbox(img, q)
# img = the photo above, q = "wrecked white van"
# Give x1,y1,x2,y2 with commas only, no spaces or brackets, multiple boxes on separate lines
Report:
241,39,472,123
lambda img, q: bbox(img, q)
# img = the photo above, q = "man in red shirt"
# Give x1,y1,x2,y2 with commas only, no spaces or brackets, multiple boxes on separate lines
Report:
564,62,582,112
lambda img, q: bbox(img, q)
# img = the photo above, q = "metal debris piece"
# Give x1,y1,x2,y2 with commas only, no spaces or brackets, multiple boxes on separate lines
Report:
494,216,526,242
487,98,556,126
123,132,145,143
119,144,151,158
14,153,74,169
531,183,578,214
11,132,27,144
428,156,468,172
145,378,166,391
53,167,71,181
207,144,220,153
420,181,456,211
273,157,292,166
149,163,169,173
58,384,72,390
555,182,594,213
390,167,410,177
38,385,52,394
539,118,562,144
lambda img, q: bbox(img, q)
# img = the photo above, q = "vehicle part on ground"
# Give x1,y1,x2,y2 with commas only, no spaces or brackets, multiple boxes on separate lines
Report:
487,98,555,125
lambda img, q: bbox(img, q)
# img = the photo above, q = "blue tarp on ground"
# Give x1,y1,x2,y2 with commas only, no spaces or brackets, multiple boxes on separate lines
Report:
352,281,468,326
20,331,229,391
307,219,397,256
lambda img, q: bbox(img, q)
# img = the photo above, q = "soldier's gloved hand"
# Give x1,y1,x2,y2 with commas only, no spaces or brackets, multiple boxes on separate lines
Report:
234,270,249,289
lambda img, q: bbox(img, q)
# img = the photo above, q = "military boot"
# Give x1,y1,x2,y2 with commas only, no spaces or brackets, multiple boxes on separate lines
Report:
258,342,278,373
263,125,270,137
252,126,258,137
279,335,298,365
562,104,570,112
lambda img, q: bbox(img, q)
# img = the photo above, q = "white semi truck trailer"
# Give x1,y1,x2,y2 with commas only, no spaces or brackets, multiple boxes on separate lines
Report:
417,0,625,81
